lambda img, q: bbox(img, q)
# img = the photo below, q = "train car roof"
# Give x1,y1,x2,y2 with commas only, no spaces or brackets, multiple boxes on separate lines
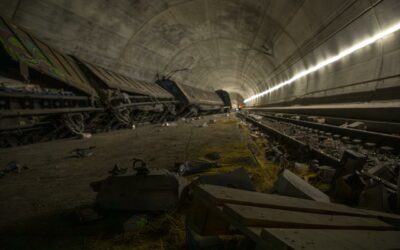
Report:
0,17,97,97
81,61,174,99
176,81,224,106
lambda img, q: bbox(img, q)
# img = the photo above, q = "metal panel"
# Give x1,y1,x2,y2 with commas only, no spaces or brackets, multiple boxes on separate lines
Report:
0,17,96,96
178,83,224,106
82,61,173,99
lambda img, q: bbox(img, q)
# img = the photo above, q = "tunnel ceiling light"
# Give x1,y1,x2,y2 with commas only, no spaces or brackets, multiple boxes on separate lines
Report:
244,21,400,103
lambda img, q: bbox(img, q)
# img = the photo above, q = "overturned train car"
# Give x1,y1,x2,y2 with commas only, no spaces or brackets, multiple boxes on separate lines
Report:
0,17,176,147
74,60,177,129
0,17,102,147
216,90,245,111
156,78,224,117
0,17,239,147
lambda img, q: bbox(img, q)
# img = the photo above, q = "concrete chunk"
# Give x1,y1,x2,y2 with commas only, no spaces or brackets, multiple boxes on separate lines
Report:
95,169,188,211
273,169,330,203
358,183,391,213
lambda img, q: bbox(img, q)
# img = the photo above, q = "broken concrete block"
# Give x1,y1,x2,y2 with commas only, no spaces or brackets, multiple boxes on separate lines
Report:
95,169,188,211
273,169,330,203
193,168,256,191
367,164,394,182
317,166,336,183
358,183,391,213
334,173,366,204
124,214,148,232
336,150,367,177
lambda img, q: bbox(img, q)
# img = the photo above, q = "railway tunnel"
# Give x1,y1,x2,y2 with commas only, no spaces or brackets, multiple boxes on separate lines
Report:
0,0,400,249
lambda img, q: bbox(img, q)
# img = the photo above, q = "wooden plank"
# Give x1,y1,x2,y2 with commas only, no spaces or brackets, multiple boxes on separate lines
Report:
223,204,396,230
260,228,400,250
195,184,400,221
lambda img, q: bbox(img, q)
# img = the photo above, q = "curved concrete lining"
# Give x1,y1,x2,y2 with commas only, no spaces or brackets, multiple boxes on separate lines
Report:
1,0,399,106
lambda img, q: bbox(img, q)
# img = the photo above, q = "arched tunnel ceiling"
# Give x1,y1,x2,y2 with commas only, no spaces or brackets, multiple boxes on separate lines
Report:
1,0,400,105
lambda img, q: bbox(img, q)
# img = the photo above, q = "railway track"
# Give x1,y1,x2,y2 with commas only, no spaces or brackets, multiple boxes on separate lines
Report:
238,111,400,192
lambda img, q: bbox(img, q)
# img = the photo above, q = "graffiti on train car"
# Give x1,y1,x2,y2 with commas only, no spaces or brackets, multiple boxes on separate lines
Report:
0,23,67,82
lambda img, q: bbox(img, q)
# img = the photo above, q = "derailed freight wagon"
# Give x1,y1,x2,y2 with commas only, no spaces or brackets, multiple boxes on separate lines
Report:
74,59,177,127
215,89,245,111
0,16,179,147
215,89,231,112
228,92,244,110
156,78,224,117
0,17,102,147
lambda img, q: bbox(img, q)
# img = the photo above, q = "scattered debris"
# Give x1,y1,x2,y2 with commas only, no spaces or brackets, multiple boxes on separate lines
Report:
79,133,92,139
198,122,208,128
95,167,188,211
310,159,320,171
317,165,336,183
162,122,178,127
188,184,400,250
132,158,149,175
4,161,22,173
192,168,256,191
108,164,127,175
205,152,221,161
334,173,366,204
340,121,367,130
273,169,330,202
358,183,391,212
336,150,367,177
72,146,96,158
1,161,28,177
124,214,148,232
294,162,309,174
291,115,300,120
367,164,394,182
249,114,263,120
177,160,219,176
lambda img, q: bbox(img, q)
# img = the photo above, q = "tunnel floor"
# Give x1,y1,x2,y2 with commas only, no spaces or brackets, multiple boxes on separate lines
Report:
0,114,278,250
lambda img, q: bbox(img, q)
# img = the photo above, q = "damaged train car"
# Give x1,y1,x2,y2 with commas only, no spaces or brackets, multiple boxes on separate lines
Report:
0,17,237,147
0,17,102,147
74,59,177,129
156,78,225,117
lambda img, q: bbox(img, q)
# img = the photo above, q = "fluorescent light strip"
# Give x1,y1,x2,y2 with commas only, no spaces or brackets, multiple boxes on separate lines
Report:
244,21,400,103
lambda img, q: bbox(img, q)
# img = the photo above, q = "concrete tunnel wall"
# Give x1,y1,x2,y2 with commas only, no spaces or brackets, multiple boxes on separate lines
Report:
0,0,399,107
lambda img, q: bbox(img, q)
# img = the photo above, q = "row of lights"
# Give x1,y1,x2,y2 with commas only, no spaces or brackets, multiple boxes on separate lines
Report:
244,21,400,104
